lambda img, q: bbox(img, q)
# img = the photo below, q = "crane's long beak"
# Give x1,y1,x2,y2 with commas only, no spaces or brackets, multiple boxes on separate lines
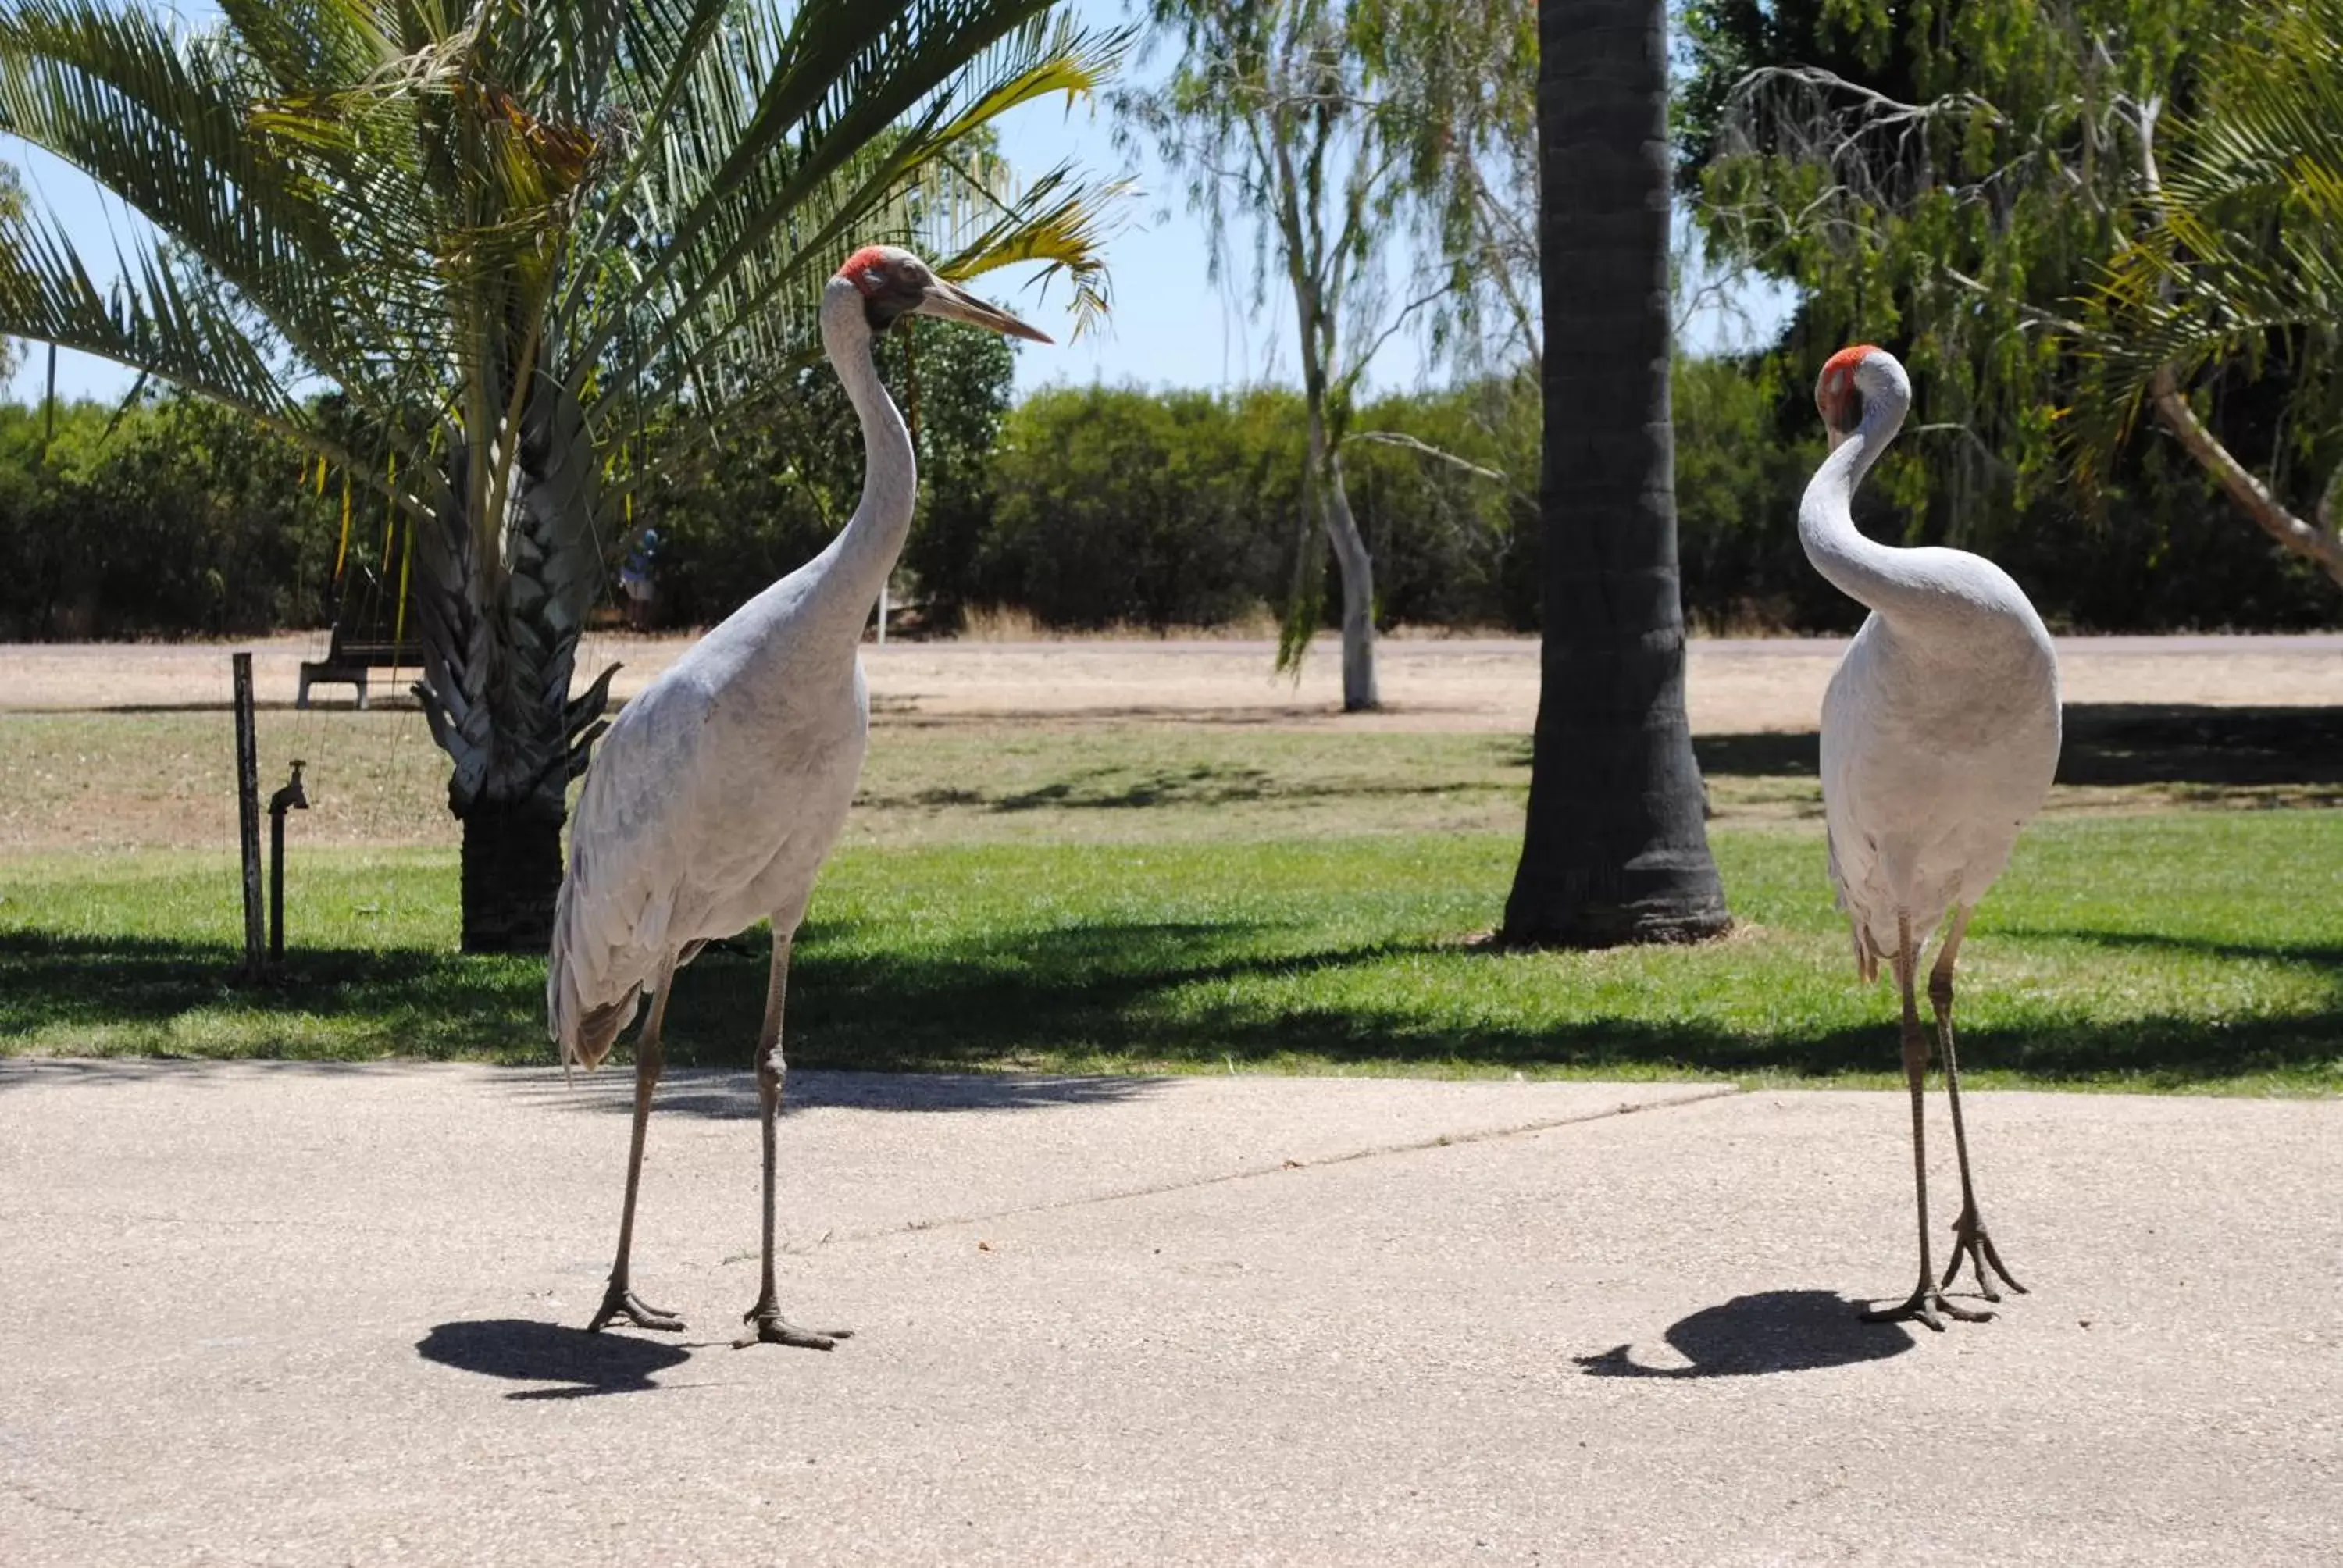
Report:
914,278,1053,344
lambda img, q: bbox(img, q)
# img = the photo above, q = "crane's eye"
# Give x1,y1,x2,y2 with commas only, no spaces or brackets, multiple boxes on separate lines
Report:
862,267,925,333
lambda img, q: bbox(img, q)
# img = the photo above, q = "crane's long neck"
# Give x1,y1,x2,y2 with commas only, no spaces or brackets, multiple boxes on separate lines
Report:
1796,390,1945,625
805,309,916,643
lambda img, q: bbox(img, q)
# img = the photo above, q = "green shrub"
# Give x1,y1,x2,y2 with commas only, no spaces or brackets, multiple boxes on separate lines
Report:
982,385,1302,629
0,396,339,640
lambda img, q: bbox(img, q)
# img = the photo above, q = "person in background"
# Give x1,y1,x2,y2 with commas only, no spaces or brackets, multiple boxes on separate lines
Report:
619,528,660,632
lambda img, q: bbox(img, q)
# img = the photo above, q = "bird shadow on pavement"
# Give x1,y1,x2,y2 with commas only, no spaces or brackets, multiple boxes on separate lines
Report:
417,1317,689,1400
1574,1289,1915,1378
493,1064,1166,1121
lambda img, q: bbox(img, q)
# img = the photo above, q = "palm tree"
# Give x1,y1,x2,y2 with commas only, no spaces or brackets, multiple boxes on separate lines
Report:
0,0,1119,950
1499,0,1728,946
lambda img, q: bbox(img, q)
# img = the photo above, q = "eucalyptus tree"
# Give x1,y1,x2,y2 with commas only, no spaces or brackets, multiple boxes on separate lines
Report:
1120,0,1392,708
1499,0,1728,948
0,0,1119,950
2085,0,2343,588
1686,0,2343,594
1354,0,1536,378
1680,0,2227,551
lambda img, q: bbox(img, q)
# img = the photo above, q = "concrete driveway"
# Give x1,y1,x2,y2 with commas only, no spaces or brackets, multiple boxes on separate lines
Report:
2,1060,2337,1564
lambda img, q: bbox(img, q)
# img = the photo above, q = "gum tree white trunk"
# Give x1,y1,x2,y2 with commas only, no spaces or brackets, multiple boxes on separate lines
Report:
1320,444,1378,711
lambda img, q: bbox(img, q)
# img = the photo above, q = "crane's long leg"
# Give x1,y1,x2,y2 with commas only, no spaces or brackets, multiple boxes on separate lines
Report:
737,932,853,1352
1863,913,1990,1331
1931,907,2027,1302
588,961,685,1333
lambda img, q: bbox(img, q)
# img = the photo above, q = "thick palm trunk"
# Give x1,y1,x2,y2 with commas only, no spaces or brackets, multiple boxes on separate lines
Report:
1500,0,1728,947
458,796,569,951
412,375,616,953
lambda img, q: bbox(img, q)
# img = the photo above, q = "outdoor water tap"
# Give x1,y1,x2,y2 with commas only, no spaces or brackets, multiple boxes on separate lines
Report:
269,759,309,818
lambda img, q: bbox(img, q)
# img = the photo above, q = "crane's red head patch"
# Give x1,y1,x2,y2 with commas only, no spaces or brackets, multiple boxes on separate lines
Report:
1816,344,1878,431
838,245,899,294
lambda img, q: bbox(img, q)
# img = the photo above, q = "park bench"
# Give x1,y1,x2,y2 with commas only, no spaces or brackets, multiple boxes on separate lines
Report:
296,625,425,710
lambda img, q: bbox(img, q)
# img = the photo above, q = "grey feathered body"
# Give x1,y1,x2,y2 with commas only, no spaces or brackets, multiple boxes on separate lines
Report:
547,575,870,1064
547,279,913,1068
1799,350,2063,981
1819,567,2060,979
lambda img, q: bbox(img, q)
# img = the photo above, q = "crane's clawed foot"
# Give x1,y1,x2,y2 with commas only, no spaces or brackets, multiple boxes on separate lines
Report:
734,1302,854,1352
1942,1208,2027,1303
586,1281,686,1334
1862,1281,1993,1332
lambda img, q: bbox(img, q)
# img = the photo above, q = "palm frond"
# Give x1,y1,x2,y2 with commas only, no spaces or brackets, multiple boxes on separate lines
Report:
931,156,1126,337
2082,0,2343,424
580,3,1115,373
0,0,391,382
0,208,458,514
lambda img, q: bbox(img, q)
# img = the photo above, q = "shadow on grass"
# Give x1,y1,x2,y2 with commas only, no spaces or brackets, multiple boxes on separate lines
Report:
1992,924,2343,969
0,927,548,1059
1575,1290,1913,1378
1696,704,2343,795
417,1318,686,1400
861,760,1515,816
3,909,2338,1091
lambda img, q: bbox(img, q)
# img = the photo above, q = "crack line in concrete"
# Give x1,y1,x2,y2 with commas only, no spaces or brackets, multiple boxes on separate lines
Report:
797,1084,1746,1253
4,1478,103,1528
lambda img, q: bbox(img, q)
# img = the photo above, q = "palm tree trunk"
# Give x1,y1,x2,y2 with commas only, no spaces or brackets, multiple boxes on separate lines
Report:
416,511,597,953
459,796,569,952
1500,0,1728,947
412,378,615,954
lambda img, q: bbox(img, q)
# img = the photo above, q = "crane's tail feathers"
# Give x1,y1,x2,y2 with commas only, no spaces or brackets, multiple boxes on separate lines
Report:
547,864,645,1072
547,926,640,1074
563,992,639,1074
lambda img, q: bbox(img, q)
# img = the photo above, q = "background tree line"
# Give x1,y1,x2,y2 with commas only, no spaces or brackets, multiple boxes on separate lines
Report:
1678,0,2343,618
4,0,2338,650
2,344,2331,640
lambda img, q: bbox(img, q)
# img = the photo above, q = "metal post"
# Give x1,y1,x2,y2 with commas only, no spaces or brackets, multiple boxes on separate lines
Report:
232,653,265,980
876,579,889,647
267,761,309,966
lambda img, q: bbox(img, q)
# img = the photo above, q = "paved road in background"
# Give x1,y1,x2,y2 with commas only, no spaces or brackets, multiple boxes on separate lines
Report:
4,1061,2336,1564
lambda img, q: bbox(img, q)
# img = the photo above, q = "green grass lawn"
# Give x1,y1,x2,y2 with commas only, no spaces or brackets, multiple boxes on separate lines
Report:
5,811,2338,1093
8,703,2340,854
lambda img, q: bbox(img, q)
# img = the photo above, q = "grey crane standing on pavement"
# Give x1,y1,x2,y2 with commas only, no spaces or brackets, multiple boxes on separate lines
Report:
1800,344,2060,1331
547,246,1050,1349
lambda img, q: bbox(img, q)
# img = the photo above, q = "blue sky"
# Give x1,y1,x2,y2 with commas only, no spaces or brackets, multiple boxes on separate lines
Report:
1,0,1792,408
